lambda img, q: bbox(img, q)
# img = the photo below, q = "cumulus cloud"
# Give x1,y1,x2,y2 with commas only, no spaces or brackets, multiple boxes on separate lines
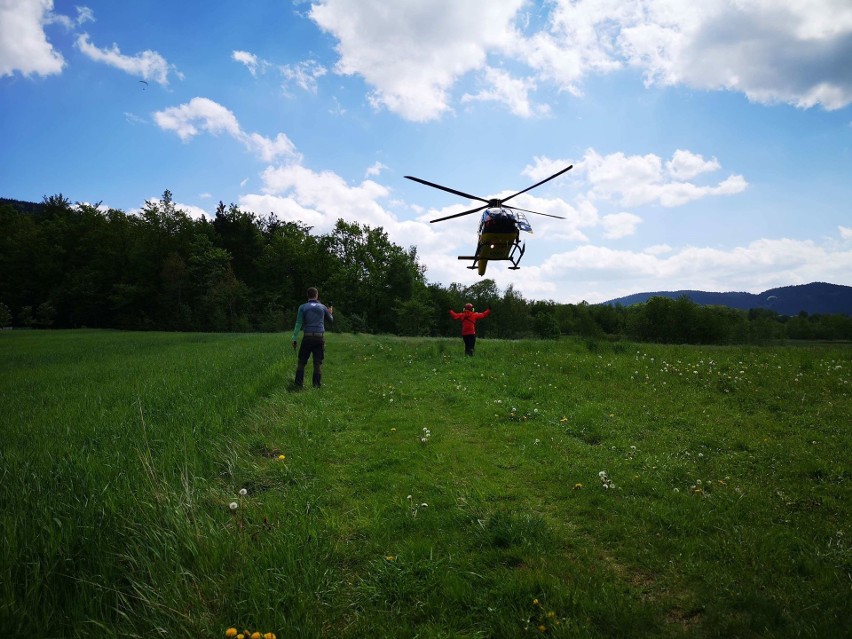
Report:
307,0,852,120
461,66,549,117
129,197,210,220
532,236,852,303
366,161,388,177
232,48,326,93
579,148,747,207
601,212,642,239
281,59,327,93
542,0,852,110
0,0,65,77
309,0,525,121
76,33,177,85
840,225,852,240
232,50,263,76
229,155,842,305
154,97,299,162
666,149,720,180
236,163,450,258
174,202,211,220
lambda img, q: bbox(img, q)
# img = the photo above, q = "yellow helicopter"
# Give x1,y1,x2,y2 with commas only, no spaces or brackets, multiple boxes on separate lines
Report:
405,165,573,275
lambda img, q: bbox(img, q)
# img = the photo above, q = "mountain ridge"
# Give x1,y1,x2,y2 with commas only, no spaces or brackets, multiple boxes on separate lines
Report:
602,282,852,316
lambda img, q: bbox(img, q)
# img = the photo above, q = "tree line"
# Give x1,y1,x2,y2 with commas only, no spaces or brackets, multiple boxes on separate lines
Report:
2,193,850,342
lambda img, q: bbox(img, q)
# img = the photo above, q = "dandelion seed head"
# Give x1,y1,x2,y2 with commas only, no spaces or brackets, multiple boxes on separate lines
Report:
229,502,238,510
239,488,247,496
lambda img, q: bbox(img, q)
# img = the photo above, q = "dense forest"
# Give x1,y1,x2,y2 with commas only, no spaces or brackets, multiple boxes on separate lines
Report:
2,193,851,342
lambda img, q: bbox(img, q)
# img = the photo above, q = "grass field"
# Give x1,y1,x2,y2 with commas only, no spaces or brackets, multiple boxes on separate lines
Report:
1,330,849,638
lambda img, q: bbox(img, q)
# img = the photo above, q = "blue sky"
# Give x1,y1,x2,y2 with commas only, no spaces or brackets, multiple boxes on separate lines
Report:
2,0,850,303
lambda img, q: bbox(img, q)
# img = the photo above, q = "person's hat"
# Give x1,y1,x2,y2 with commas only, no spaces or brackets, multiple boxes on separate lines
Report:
464,303,473,310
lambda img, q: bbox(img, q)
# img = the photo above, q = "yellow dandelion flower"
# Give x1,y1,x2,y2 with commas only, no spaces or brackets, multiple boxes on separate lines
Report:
385,555,395,561
251,632,262,639
538,624,547,632
573,483,583,490
547,611,556,618
264,633,276,639
560,416,568,422
277,454,285,461
391,427,396,432
225,629,238,638
533,598,540,606
237,635,244,639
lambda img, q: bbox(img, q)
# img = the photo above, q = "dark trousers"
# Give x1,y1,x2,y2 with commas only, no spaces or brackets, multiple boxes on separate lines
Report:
295,336,325,387
463,334,476,356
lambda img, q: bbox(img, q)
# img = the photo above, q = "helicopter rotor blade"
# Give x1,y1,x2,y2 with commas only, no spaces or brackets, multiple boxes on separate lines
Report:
503,204,566,220
430,203,488,223
500,165,573,204
405,176,490,204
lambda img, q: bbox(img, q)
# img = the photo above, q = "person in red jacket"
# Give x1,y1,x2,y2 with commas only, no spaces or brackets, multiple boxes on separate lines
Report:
449,303,491,356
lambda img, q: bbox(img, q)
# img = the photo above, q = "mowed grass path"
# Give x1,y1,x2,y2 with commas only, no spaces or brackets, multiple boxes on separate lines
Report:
1,330,849,638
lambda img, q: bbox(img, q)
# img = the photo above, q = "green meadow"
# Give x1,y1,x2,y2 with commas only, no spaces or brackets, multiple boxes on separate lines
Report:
1,330,849,638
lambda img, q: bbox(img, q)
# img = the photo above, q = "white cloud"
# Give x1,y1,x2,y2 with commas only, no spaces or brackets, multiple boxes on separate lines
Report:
601,212,642,239
840,225,852,240
644,243,673,255
579,148,747,207
239,193,329,229
240,163,448,255
0,0,65,77
155,97,241,140
366,161,388,177
175,202,210,220
259,164,393,229
461,66,549,117
46,4,92,30
154,97,299,162
75,33,177,85
229,152,842,306
309,0,526,121
129,197,210,220
124,111,147,125
281,59,327,93
532,236,852,303
522,156,576,182
246,132,299,163
232,48,326,93
666,149,720,180
556,0,852,110
307,1,852,120
232,50,262,76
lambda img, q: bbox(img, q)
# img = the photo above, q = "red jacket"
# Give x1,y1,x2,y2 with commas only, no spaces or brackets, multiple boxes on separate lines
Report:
449,308,491,335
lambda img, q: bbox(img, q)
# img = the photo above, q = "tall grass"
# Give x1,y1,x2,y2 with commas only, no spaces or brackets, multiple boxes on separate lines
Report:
1,330,849,637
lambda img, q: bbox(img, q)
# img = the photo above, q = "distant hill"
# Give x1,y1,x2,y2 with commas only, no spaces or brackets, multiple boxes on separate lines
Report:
602,282,852,316
1,197,44,215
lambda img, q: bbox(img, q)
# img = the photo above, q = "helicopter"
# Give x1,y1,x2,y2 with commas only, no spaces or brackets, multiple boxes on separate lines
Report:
405,165,573,275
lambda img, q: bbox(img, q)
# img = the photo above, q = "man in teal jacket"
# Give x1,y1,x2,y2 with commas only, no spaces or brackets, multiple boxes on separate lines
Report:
292,287,333,388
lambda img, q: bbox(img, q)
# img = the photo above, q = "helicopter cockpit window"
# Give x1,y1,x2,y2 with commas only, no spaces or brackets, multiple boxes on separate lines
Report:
480,208,516,233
